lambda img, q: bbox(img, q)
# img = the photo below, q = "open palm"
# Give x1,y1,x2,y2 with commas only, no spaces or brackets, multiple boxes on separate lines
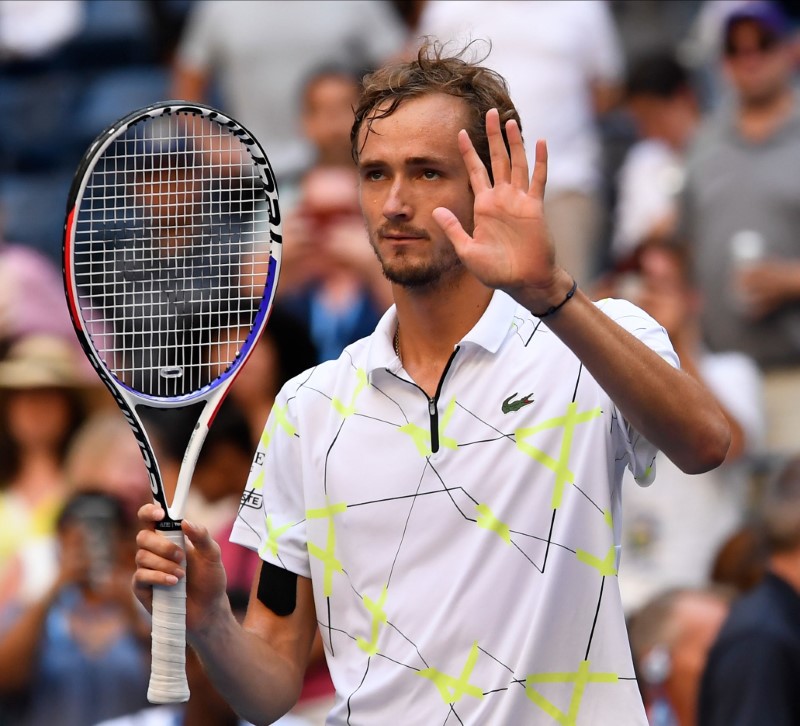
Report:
432,109,557,297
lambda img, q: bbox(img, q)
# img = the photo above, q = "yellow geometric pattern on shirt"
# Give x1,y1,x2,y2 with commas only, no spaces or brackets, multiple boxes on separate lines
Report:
418,641,484,704
475,503,511,544
251,405,296,493
525,660,619,726
576,544,618,577
399,396,458,457
515,402,602,508
332,368,368,418
356,585,388,656
259,514,292,558
306,501,347,597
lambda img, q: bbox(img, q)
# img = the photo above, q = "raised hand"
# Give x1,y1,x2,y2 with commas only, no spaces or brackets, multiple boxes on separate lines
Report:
431,108,562,305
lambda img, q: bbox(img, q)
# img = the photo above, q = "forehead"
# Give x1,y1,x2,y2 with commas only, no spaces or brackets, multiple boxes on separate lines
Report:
305,73,358,106
357,93,472,164
727,18,776,45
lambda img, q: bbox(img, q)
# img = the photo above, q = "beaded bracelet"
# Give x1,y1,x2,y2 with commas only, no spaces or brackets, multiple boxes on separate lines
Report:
532,278,578,318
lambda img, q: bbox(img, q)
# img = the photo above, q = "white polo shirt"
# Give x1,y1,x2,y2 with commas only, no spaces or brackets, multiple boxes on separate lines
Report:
231,291,675,725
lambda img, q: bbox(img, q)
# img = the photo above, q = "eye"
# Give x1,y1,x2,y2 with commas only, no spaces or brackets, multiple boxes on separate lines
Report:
422,170,440,180
362,169,385,182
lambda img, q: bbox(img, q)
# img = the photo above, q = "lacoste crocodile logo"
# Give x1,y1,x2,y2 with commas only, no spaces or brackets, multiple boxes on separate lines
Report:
502,392,534,414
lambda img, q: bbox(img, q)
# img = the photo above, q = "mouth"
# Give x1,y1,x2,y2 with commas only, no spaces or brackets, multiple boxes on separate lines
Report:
380,231,428,243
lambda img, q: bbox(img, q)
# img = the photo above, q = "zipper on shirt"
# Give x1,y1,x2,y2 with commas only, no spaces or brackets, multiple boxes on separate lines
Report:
428,346,459,453
387,345,461,454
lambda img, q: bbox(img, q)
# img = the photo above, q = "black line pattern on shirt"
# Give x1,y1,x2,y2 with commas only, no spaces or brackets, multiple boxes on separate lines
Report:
234,307,653,723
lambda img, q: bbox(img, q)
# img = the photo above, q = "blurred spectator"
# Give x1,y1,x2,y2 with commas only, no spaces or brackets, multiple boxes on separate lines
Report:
628,586,732,726
0,241,80,350
679,0,753,109
182,398,255,535
0,490,151,726
0,0,84,62
63,410,153,523
415,0,625,285
223,305,319,447
679,0,800,456
612,51,701,261
699,455,800,725
600,246,764,611
0,335,100,610
709,520,767,594
170,0,408,195
278,65,392,362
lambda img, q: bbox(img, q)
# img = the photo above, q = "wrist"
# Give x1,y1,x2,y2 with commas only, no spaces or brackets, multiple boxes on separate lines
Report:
187,594,236,649
516,269,578,318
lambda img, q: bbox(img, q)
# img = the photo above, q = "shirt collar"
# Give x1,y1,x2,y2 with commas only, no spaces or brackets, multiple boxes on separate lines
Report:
365,290,518,377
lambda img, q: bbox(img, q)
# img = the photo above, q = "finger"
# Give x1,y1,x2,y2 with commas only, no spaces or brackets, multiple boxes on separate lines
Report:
136,527,185,563
486,108,511,185
432,207,473,253
132,564,179,600
138,503,165,528
506,119,529,189
528,139,548,200
486,108,510,185
182,519,222,564
457,129,491,194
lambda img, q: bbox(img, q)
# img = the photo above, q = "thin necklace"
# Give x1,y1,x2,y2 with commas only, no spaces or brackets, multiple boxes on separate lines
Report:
393,325,401,360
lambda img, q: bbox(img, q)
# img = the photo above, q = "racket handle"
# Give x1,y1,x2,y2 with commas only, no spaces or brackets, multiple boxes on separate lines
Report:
147,528,190,704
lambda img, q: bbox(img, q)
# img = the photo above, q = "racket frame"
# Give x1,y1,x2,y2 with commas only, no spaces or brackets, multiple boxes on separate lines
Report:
63,100,282,528
63,101,282,704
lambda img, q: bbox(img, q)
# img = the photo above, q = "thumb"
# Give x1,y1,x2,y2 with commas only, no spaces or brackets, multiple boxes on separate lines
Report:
432,207,472,251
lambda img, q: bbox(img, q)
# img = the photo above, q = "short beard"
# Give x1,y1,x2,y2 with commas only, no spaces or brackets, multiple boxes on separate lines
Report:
370,238,465,289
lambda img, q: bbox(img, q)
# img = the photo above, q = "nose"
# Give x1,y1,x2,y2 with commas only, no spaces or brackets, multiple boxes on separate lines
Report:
382,178,412,221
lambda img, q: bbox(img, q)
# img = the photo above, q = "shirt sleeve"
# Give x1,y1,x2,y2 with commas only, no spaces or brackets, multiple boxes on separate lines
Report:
229,381,311,578
598,298,679,485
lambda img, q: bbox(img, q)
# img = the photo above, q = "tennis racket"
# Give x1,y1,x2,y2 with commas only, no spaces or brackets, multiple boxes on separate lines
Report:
62,101,282,704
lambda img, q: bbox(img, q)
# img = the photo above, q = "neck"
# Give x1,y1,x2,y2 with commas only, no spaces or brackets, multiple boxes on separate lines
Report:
12,451,64,500
768,549,800,593
738,87,794,141
393,273,492,394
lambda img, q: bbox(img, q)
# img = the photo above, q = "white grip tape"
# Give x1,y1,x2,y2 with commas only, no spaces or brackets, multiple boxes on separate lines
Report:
147,528,190,704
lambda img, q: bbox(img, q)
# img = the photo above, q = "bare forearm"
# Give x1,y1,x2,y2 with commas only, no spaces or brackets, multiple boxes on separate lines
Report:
189,607,305,724
519,272,731,473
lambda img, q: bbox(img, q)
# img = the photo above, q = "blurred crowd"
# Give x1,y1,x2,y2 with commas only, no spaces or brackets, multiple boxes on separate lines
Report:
1,1,800,724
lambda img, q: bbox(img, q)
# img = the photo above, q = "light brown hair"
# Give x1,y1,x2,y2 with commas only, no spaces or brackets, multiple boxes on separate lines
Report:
351,39,521,181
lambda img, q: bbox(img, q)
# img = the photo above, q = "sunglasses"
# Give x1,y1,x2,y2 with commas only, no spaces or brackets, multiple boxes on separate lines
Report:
724,31,781,58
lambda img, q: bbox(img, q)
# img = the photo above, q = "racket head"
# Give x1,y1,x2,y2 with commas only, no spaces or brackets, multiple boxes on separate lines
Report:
63,100,282,407
62,101,282,520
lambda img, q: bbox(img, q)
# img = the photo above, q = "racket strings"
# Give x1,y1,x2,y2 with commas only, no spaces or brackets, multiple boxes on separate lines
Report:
73,111,273,398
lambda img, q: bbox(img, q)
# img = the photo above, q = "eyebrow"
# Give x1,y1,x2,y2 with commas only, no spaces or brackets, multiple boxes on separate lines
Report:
358,155,452,170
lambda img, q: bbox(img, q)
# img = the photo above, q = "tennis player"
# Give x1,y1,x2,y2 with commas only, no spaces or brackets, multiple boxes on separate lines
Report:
134,42,730,725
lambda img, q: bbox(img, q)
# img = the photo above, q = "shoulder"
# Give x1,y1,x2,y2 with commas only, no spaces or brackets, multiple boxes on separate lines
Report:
278,335,373,401
594,297,662,330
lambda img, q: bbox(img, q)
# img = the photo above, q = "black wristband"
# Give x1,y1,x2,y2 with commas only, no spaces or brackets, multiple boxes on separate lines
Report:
532,278,578,318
